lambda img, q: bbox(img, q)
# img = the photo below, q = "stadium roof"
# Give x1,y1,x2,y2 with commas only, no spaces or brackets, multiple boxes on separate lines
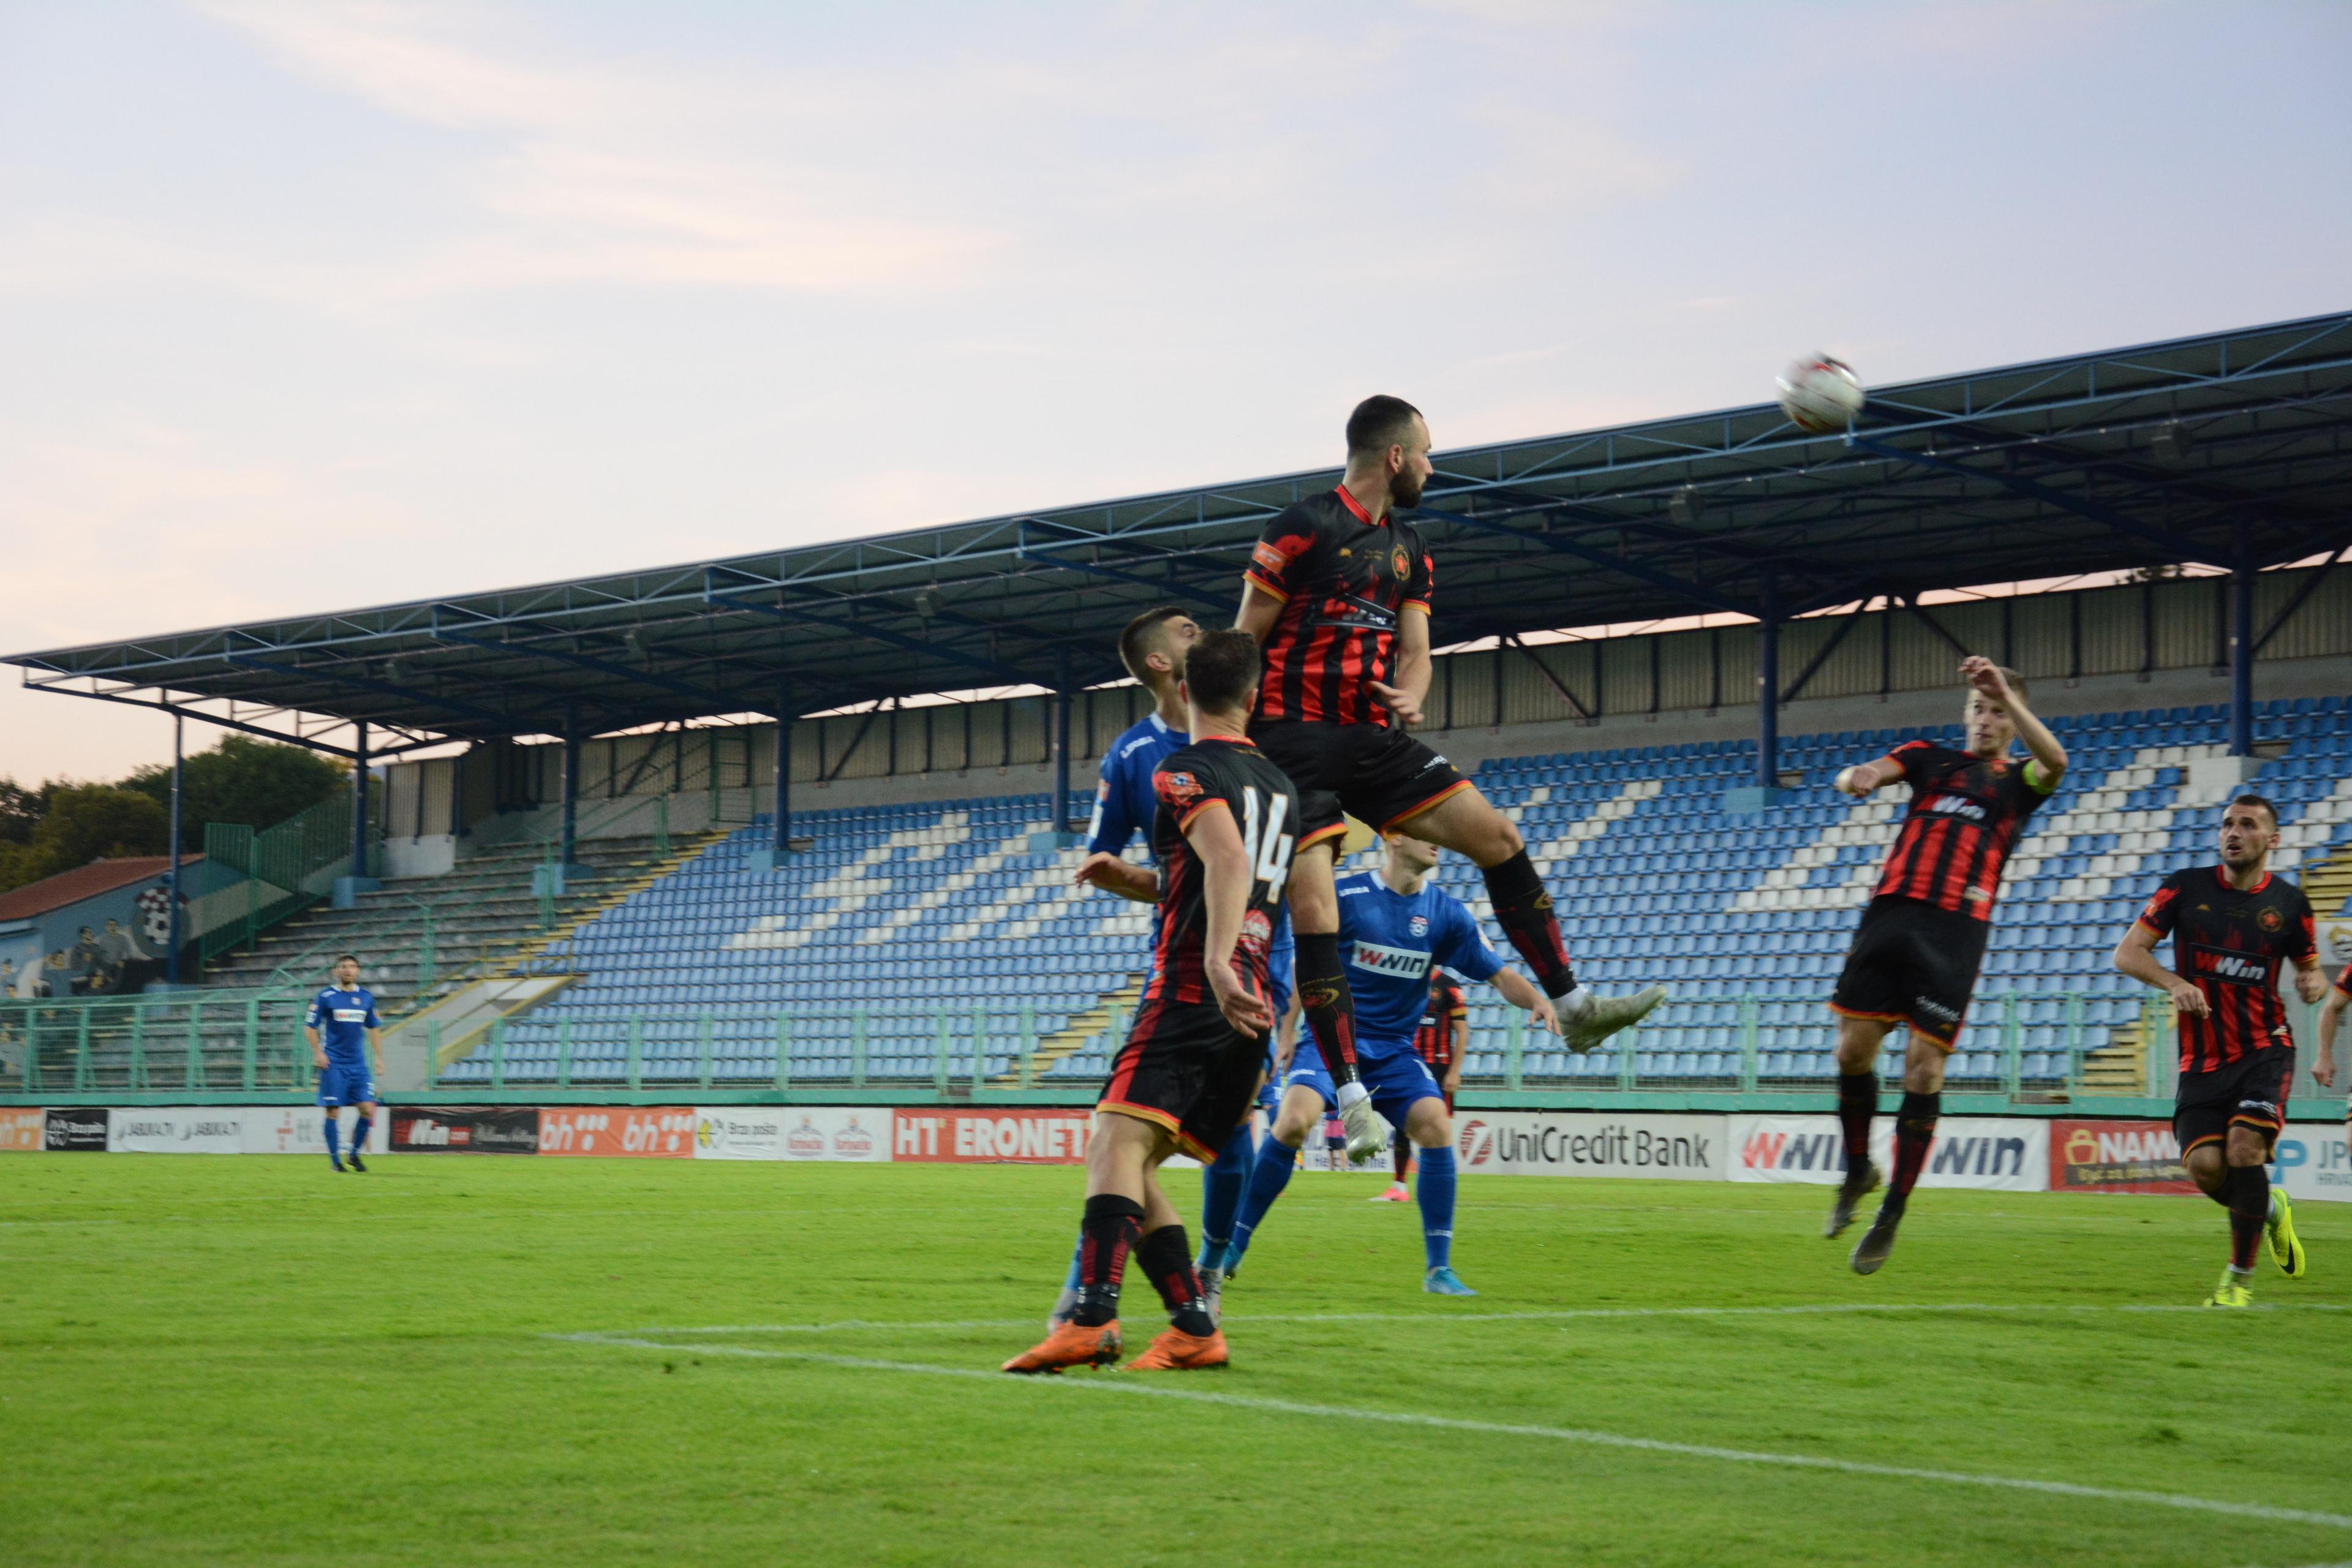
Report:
10,311,2350,755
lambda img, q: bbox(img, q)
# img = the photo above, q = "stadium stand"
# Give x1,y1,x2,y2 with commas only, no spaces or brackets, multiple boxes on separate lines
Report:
432,696,2350,1093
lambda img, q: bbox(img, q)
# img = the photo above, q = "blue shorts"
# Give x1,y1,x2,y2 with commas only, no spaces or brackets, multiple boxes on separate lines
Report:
1280,1039,1444,1129
1267,946,1294,1019
317,1060,377,1107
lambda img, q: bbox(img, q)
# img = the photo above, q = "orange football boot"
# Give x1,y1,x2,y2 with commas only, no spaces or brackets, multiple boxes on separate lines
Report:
1001,1319,1121,1374
1122,1326,1229,1371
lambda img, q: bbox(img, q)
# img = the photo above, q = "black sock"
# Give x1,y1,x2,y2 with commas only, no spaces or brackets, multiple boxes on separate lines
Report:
1837,1072,1877,1182
1887,1090,1939,1200
2223,1165,2269,1273
1393,1139,1412,1181
1072,1194,1144,1327
1295,932,1362,1089
1135,1223,1216,1337
1480,850,1576,998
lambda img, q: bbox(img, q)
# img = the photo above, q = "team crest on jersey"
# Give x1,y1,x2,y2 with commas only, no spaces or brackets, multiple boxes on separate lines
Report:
1390,544,1411,579
2258,907,2284,933
1409,914,1429,938
1156,771,1204,808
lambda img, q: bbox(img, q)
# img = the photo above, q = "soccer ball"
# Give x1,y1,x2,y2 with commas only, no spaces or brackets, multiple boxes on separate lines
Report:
1775,355,1864,434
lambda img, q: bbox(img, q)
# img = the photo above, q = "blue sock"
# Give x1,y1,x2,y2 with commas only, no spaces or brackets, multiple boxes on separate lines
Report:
1224,1139,1299,1270
1198,1122,1253,1267
350,1114,372,1153
1416,1143,1457,1272
322,1113,341,1164
1061,1234,1083,1294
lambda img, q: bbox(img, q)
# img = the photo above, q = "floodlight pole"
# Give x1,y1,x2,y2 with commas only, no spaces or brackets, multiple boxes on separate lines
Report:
560,710,581,870
350,721,370,879
773,682,794,851
1755,569,1780,793
1053,647,1074,834
165,712,184,985
2229,518,2255,758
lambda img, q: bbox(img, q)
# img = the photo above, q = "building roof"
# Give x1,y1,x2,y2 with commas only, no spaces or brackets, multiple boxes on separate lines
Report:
0,856,200,924
7,311,2349,753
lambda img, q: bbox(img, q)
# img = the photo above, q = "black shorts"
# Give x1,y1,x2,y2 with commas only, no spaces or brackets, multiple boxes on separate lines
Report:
2174,1046,2295,1159
1099,996,1268,1161
1828,897,1989,1049
1249,721,1474,850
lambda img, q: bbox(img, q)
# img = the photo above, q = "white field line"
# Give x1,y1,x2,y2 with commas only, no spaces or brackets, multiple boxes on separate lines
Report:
617,1300,2352,1336
549,1330,2352,1532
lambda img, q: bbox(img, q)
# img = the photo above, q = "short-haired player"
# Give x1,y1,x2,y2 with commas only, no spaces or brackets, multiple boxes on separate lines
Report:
2114,794,2324,1306
1825,658,2067,1272
1377,970,1467,1202
1051,605,1294,1328
1207,828,1558,1296
1005,629,1297,1373
305,954,383,1172
1235,396,1660,1167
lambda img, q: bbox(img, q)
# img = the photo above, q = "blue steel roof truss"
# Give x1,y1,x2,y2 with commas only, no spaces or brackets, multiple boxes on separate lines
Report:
7,312,2348,748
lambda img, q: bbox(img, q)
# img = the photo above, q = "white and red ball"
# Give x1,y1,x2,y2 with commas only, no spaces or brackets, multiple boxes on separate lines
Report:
1775,355,1864,434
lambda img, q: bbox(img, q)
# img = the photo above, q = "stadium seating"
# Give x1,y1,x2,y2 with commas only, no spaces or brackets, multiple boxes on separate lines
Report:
440,696,2351,1091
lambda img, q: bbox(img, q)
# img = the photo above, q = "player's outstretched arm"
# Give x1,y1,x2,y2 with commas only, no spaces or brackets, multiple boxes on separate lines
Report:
2112,921,2207,1019
1184,803,1273,1037
1831,755,1905,797
2315,982,2351,1088
1234,584,1281,643
1074,852,1159,904
1368,606,1433,726
1490,967,1561,1036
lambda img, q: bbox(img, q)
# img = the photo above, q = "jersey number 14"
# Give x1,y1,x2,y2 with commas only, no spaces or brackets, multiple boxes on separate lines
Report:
1236,787,1295,902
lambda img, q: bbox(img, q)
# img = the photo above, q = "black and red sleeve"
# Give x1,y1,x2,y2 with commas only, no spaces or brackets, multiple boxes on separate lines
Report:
1243,505,1324,605
2135,872,2184,938
1153,755,1233,835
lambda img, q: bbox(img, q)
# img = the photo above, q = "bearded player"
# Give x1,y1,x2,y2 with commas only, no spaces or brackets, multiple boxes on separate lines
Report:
2114,795,2324,1306
1377,970,1468,1202
1823,658,2067,1273
1049,606,1294,1329
1005,629,1297,1374
1208,829,1557,1297
1237,395,1659,1166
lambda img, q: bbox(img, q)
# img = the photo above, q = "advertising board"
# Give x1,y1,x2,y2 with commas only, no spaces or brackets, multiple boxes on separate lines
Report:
894,1107,1093,1163
2272,1122,2352,1204
241,1107,389,1156
0,1107,43,1151
538,1107,695,1158
107,1107,246,1153
2048,1119,2197,1196
389,1105,540,1154
1728,1115,2048,1191
1452,1112,1725,1180
43,1107,109,1150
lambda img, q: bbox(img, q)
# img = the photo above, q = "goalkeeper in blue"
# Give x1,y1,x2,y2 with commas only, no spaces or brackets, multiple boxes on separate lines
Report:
1204,828,1561,1296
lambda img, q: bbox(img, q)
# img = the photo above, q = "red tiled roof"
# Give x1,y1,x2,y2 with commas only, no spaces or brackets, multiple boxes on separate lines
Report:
0,856,203,924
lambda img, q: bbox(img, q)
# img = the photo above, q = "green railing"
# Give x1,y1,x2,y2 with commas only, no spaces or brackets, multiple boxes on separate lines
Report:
1,992,312,1094
198,790,382,961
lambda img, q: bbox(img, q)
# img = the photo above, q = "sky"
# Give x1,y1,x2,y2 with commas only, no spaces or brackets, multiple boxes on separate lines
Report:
2,0,2347,782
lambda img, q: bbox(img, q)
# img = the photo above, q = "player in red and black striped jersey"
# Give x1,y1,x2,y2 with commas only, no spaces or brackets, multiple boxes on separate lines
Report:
2115,794,2324,1306
1006,630,1296,1376
1823,657,2067,1274
2312,963,2352,1105
1378,972,1468,1201
1236,395,1661,1167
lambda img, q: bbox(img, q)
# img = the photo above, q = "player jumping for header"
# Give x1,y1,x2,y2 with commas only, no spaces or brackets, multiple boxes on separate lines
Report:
1825,658,2067,1273
1005,629,1297,1374
306,954,383,1172
1208,827,1558,1296
1051,605,1294,1329
2114,794,2323,1306
1236,395,1659,1165
1376,968,1468,1202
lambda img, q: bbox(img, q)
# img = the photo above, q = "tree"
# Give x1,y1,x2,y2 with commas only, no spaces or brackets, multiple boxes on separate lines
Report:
119,736,348,837
0,777,43,846
0,784,168,893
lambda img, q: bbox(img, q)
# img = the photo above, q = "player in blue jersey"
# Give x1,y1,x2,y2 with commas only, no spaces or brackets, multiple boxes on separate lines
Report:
1207,828,1559,1295
1050,605,1296,1328
304,954,383,1172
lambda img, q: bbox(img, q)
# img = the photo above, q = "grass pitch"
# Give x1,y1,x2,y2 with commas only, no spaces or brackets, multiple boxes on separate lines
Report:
7,1155,2352,1567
